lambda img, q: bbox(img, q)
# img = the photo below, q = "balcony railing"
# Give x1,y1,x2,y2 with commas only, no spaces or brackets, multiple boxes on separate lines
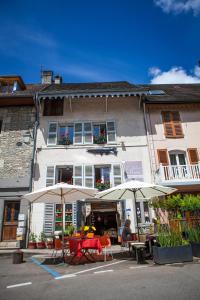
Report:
158,163,200,183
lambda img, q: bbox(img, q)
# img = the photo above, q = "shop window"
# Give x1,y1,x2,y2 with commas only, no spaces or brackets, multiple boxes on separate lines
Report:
43,98,64,116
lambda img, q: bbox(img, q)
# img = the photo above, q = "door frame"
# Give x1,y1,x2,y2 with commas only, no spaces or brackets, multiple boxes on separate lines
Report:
2,200,20,241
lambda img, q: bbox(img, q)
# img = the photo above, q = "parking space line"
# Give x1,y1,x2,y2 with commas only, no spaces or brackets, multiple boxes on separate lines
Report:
31,258,61,278
94,270,113,274
129,265,150,269
7,282,32,289
55,259,127,280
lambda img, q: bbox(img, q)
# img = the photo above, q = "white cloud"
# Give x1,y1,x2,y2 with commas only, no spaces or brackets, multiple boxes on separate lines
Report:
154,0,200,15
149,65,200,83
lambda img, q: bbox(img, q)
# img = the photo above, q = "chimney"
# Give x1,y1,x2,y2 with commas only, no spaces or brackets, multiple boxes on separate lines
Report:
41,70,53,84
54,75,63,84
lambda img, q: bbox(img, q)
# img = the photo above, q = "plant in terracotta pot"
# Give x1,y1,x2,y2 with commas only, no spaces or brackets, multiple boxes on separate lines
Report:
37,232,46,249
28,232,37,249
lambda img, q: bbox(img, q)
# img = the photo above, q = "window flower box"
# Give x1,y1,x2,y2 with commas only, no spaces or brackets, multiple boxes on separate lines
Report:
96,180,110,191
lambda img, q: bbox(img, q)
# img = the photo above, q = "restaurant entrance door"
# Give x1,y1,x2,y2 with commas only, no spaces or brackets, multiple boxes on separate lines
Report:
88,202,120,244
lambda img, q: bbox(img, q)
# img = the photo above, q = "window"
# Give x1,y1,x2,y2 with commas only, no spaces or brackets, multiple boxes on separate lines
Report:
0,120,2,133
43,99,64,116
162,111,183,138
47,123,57,145
93,123,107,144
47,121,116,146
136,201,151,224
58,125,74,145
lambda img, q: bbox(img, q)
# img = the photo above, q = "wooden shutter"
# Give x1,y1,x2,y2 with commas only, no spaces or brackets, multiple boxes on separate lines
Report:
162,111,183,138
187,148,199,164
157,149,169,166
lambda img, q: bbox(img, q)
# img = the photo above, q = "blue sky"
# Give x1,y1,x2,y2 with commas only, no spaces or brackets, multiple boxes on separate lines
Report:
1,0,200,84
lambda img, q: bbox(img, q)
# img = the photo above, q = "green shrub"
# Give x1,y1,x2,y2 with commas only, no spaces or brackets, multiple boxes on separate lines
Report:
157,230,188,247
186,227,200,243
29,232,37,243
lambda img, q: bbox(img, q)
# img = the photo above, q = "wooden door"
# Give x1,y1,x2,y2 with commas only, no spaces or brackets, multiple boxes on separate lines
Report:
2,201,20,241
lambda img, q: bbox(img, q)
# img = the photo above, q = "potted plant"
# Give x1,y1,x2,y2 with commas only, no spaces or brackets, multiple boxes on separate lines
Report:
28,232,37,249
153,230,193,264
36,232,46,249
64,225,75,237
186,227,200,257
96,180,110,191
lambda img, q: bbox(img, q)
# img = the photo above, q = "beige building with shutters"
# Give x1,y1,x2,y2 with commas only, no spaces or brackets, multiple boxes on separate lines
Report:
31,76,154,239
142,84,200,194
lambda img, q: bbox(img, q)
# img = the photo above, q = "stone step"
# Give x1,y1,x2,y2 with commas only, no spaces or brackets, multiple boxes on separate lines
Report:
0,241,20,249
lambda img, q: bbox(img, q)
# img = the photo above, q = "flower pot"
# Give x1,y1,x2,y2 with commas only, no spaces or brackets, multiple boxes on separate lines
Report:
153,245,193,264
190,242,200,257
36,242,46,249
28,242,37,249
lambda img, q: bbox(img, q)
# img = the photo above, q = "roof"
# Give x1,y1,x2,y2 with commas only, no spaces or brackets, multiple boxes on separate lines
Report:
143,84,200,104
0,75,26,90
0,83,48,98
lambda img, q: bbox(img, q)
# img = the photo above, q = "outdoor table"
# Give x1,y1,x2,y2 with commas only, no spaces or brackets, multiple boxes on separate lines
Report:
68,237,102,264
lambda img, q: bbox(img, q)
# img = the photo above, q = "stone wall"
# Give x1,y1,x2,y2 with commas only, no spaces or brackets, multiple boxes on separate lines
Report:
0,105,35,185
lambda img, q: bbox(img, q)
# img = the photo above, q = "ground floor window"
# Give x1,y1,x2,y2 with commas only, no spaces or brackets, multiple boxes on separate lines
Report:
136,200,151,225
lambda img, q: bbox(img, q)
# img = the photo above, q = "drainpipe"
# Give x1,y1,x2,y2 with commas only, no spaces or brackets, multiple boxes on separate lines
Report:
26,92,39,248
140,96,154,182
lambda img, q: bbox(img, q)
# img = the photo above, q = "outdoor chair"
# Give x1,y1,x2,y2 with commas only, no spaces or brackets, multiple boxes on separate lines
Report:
52,239,62,262
99,235,113,261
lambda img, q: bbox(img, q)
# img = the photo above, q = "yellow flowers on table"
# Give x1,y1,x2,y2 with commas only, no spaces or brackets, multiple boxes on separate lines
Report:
83,225,96,232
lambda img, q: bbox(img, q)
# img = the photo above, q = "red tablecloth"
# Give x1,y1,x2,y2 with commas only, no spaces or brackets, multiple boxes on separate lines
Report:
69,238,102,257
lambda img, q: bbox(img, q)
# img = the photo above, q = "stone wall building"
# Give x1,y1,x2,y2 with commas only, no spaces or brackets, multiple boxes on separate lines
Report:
0,76,42,247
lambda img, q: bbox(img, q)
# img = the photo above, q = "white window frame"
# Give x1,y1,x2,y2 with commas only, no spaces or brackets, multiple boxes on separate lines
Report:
83,122,93,144
74,123,83,145
111,163,122,187
46,165,55,187
73,165,83,186
106,121,116,144
47,122,58,146
84,165,94,188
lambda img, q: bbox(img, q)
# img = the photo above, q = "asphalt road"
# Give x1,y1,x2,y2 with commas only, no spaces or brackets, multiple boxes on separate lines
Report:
0,255,200,300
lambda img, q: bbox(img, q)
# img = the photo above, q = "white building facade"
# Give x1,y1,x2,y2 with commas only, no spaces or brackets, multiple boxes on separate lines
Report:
31,81,153,241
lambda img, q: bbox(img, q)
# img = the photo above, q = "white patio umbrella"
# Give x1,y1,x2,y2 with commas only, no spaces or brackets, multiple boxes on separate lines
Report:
24,183,97,259
96,180,176,241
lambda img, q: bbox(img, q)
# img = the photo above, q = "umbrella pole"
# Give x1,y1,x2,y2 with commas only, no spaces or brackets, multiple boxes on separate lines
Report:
133,190,140,242
61,188,65,262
